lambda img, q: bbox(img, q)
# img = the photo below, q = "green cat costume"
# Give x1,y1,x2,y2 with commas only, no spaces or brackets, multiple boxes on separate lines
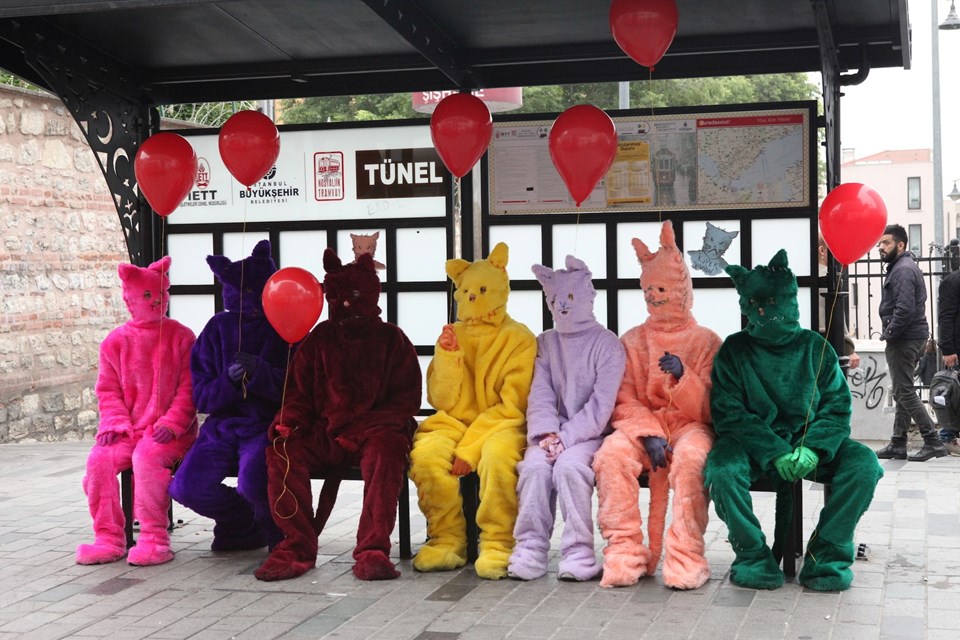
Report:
704,250,883,591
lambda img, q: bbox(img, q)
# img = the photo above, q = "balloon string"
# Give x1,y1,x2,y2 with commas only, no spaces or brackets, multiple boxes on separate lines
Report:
156,216,167,429
648,66,663,224
238,199,249,399
272,343,299,520
573,210,581,256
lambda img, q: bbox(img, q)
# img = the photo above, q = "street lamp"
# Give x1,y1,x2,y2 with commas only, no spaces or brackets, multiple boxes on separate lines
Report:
951,179,960,202
932,1,959,258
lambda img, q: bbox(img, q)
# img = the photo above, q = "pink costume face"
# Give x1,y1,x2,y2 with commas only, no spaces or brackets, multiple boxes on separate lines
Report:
118,256,171,324
633,221,693,325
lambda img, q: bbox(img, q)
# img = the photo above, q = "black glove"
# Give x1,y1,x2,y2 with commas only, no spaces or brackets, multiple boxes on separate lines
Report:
659,351,684,379
235,352,259,376
642,436,672,472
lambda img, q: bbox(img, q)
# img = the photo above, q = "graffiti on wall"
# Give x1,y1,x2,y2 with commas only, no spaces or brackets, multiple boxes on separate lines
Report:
848,354,887,411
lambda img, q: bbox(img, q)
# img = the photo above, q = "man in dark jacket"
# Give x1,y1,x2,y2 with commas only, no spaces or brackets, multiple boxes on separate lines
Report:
936,266,960,454
876,224,947,461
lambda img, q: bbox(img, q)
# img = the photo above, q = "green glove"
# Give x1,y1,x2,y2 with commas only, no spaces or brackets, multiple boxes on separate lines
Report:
792,446,819,479
773,452,797,482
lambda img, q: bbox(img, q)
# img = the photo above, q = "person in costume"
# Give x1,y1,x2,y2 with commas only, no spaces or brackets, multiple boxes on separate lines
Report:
77,256,197,566
507,256,625,581
409,242,536,580
169,240,286,552
254,251,420,582
705,249,883,591
593,221,722,590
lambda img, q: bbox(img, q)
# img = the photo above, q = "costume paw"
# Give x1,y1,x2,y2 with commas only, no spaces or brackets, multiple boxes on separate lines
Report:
127,542,174,567
599,551,647,588
412,541,467,573
352,550,400,581
75,541,126,565
474,549,510,580
557,554,602,582
798,572,852,592
798,549,853,592
729,550,784,590
210,531,267,552
507,545,548,581
662,556,711,590
254,548,315,581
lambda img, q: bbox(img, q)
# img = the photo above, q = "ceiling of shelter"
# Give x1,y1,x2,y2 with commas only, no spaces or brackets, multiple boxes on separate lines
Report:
0,0,910,106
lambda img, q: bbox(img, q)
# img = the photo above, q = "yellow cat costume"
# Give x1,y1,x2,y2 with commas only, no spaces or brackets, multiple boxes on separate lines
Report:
409,242,536,579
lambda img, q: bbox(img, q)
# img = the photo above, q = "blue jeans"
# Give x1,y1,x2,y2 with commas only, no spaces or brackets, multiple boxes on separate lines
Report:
885,338,937,439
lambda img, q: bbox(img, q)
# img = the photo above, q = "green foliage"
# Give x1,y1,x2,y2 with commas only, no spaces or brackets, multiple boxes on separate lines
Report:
0,71,39,91
160,101,259,127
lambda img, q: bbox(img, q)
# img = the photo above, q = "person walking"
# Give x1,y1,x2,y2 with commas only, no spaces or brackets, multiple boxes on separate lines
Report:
936,264,960,454
875,224,947,462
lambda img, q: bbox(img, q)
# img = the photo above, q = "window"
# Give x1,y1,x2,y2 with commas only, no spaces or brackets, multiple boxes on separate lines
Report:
909,224,922,253
907,177,921,210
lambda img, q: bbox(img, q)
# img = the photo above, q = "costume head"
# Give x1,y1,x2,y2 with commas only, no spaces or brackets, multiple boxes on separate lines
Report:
207,239,277,314
446,242,511,326
633,221,693,326
726,249,800,346
531,255,597,334
118,256,171,325
323,249,381,323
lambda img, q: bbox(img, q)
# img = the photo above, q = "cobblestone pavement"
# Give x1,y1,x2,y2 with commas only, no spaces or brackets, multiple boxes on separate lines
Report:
0,440,957,639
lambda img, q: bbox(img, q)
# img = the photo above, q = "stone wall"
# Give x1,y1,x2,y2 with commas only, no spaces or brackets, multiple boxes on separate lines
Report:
0,84,128,443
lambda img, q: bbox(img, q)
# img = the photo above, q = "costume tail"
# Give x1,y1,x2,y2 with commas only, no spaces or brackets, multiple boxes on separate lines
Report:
646,467,670,575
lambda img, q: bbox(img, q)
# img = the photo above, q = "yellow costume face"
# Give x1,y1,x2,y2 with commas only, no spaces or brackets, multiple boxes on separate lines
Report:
446,242,511,326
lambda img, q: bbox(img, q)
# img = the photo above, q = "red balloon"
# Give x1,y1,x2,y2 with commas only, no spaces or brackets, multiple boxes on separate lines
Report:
548,105,618,207
262,267,324,344
134,133,197,217
430,93,492,178
218,110,281,187
609,0,679,70
819,183,888,266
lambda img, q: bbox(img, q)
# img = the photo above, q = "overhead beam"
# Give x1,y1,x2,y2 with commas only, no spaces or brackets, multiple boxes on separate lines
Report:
0,0,240,19
359,0,480,88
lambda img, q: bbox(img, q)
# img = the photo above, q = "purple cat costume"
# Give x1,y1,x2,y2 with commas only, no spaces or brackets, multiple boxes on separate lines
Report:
169,240,289,551
507,256,626,581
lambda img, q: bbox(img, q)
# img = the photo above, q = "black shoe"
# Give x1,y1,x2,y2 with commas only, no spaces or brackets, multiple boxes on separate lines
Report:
876,441,907,459
907,442,948,462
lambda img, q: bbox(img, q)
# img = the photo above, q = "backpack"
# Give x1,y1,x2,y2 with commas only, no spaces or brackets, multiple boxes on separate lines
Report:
929,368,960,431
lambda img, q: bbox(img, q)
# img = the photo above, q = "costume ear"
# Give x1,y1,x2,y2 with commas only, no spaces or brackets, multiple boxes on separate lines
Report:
323,248,343,273
371,230,380,240
251,239,271,259
768,249,790,271
445,259,470,283
206,255,231,279
148,255,172,273
725,264,750,287
355,253,375,271
488,242,509,270
117,262,136,282
632,237,654,262
564,255,588,272
531,263,554,289
659,220,677,250
350,233,359,242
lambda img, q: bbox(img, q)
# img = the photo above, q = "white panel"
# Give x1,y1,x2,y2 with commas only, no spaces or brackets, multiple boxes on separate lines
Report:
594,290,609,329
551,224,607,278
223,231,270,261
509,290,543,335
397,292,447,346
798,286,812,330
396,227,448,282
378,292,387,322
752,218,813,277
683,220,742,278
169,295,215,338
337,228,387,280
279,230,327,277
167,234,213,286
692,288,743,340
617,222,664,278
618,290,648,336
418,355,432,410
489,225,541,280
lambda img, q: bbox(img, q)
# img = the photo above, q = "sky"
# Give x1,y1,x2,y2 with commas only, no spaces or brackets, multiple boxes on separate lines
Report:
837,0,960,197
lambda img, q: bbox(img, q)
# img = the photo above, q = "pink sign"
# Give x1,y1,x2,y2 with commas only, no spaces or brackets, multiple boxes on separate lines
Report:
413,87,522,114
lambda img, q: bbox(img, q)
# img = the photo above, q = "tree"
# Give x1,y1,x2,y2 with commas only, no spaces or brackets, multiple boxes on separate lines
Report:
160,101,258,127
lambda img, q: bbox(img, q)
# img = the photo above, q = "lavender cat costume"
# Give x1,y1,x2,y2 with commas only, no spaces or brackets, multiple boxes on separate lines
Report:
169,240,287,551
77,256,197,566
508,256,626,581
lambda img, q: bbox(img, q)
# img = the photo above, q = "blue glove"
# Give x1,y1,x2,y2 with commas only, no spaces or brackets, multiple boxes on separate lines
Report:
642,436,672,472
235,352,259,376
659,352,684,379
227,361,245,382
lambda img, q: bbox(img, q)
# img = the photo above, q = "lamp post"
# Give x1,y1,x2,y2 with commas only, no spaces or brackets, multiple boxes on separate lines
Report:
935,1,960,254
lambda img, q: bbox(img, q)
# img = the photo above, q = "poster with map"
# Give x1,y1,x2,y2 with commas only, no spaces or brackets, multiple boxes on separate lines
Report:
488,106,811,215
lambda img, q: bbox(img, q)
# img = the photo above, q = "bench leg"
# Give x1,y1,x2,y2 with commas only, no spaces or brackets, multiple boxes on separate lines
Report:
120,469,135,549
398,479,411,559
460,474,480,563
781,481,804,578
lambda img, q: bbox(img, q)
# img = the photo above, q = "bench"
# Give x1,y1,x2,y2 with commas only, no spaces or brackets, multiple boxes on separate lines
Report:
458,471,806,577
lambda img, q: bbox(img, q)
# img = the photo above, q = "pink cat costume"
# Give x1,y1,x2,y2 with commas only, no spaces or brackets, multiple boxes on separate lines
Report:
76,256,198,566
593,221,722,589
